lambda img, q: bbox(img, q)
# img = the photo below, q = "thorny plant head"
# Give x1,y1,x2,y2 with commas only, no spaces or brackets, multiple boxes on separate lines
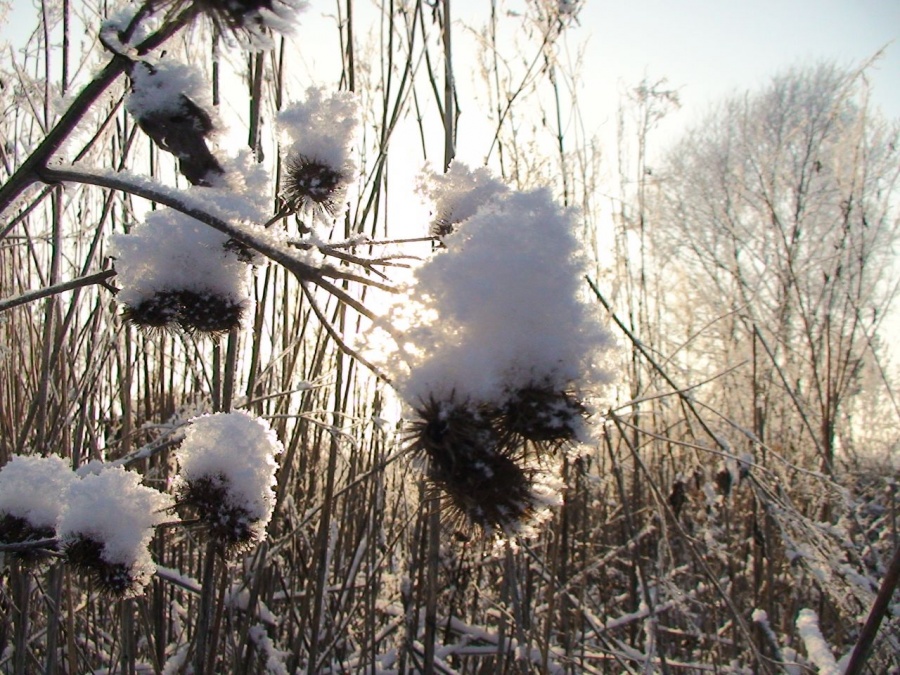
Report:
175,473,261,552
281,152,347,217
0,514,57,564
63,536,144,597
157,0,308,45
408,397,559,539
498,384,588,452
121,289,248,335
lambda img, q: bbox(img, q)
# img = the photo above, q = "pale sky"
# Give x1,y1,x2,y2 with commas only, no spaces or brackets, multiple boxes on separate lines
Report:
447,0,900,161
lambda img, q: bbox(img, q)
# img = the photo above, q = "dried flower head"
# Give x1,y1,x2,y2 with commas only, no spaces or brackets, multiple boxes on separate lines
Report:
57,467,173,598
278,87,359,221
499,385,587,451
157,0,307,45
175,473,257,550
120,291,182,331
63,535,141,596
0,454,77,563
409,397,557,538
112,209,252,336
174,411,283,552
176,290,247,335
281,152,346,216
0,514,57,564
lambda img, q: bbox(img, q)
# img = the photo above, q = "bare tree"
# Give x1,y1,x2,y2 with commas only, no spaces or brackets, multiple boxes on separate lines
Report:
652,61,900,474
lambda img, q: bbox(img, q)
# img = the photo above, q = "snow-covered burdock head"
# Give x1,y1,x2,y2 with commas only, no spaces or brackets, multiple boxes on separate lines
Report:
0,455,77,563
111,208,252,335
58,466,174,597
277,87,359,220
126,60,222,186
376,173,614,541
174,411,283,551
417,161,509,238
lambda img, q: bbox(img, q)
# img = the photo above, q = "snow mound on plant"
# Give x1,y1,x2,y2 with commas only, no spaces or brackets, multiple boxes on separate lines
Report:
175,411,283,538
0,454,77,529
383,183,612,408
57,466,173,591
111,207,250,308
278,86,359,181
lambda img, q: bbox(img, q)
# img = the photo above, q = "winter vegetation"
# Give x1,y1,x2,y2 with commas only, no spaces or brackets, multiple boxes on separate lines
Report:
0,1,898,673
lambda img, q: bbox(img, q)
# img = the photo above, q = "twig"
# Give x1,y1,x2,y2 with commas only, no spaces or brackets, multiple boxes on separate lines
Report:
0,270,116,313
843,543,900,675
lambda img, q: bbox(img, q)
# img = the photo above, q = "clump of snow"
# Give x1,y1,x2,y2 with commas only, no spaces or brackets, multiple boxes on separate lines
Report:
796,608,841,675
278,87,359,173
417,161,509,236
111,207,251,309
0,454,77,530
57,466,173,595
174,411,283,546
382,183,612,408
126,60,216,129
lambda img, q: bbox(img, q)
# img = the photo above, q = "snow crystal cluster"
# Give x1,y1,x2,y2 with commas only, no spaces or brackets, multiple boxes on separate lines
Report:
174,411,284,549
111,207,252,334
377,162,613,539
58,466,174,596
277,87,360,219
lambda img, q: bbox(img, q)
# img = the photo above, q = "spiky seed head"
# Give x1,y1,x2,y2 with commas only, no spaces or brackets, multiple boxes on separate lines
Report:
120,291,182,331
175,474,259,552
501,386,587,450
0,514,56,564
176,291,246,335
64,536,141,597
428,445,542,538
408,397,548,538
281,153,345,216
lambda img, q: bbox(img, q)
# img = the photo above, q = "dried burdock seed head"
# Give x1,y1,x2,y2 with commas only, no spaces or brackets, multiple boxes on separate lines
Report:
0,514,56,564
176,290,246,335
501,385,587,449
175,474,259,551
408,397,554,538
158,0,306,44
120,291,182,331
281,153,346,217
407,397,499,463
429,446,541,538
64,536,141,597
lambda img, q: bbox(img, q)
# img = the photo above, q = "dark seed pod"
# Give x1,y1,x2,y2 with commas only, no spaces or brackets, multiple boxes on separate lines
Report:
128,62,224,186
500,386,587,451
175,474,258,551
0,514,56,564
64,536,139,596
194,0,276,32
281,153,345,216
176,291,246,335
428,444,540,538
120,291,182,331
409,397,546,537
